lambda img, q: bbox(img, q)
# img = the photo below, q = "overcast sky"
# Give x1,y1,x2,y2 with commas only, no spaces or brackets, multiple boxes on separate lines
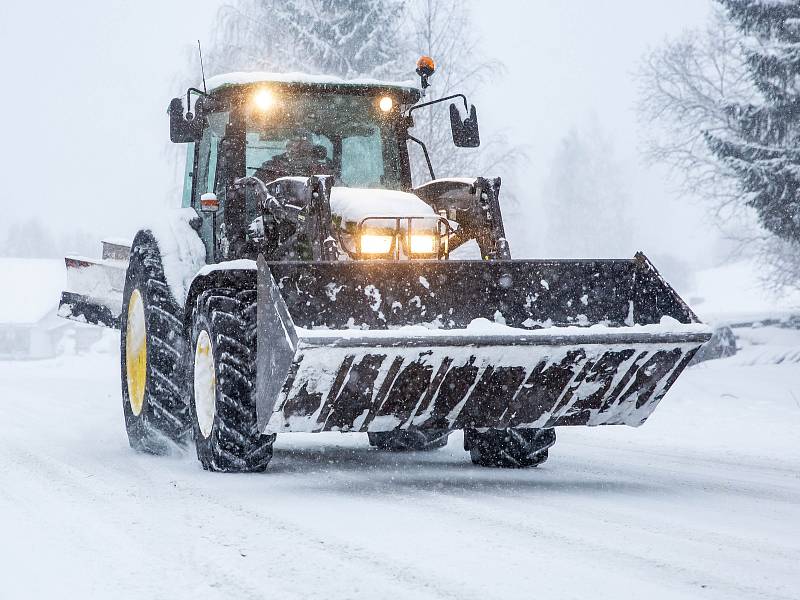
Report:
0,0,720,267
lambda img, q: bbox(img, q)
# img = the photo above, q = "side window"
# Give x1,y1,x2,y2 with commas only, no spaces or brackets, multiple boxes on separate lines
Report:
195,133,211,199
194,112,229,200
207,136,220,193
192,112,228,261
195,130,220,199
181,142,195,208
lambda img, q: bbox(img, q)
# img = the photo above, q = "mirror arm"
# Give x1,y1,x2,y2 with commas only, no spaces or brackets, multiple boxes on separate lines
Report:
185,87,214,117
408,93,469,116
407,135,436,181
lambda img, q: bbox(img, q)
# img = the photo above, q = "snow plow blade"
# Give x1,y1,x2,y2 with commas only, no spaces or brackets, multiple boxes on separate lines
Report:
57,240,130,328
256,253,711,434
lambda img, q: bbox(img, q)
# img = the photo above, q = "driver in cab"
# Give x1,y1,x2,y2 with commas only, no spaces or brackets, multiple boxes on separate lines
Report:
254,133,334,183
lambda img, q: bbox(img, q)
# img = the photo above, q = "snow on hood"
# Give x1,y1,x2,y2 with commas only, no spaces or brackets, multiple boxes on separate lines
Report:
207,72,419,93
329,187,436,224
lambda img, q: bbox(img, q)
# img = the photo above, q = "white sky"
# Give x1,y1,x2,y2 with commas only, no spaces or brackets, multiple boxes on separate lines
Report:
0,0,720,266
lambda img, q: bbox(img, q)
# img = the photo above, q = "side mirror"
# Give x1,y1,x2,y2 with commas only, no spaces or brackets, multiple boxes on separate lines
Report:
168,98,202,143
449,103,480,148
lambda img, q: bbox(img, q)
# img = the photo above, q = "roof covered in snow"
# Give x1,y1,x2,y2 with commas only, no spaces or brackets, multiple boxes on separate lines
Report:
207,71,420,95
0,259,65,325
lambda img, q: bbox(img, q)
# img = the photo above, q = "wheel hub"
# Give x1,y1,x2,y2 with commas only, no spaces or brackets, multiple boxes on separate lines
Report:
194,330,216,438
125,289,147,416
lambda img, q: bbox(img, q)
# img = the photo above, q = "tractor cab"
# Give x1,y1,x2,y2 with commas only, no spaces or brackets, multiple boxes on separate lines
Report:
168,67,493,264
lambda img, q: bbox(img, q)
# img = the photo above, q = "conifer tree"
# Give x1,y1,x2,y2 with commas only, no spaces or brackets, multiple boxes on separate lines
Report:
209,0,404,79
705,0,800,243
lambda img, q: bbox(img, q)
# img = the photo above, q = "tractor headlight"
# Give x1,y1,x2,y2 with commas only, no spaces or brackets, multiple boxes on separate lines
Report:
408,234,437,255
253,89,275,111
378,96,394,112
359,233,394,256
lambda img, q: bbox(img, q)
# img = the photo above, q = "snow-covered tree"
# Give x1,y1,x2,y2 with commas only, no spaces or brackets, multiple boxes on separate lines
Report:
208,0,404,79
636,7,755,226
705,0,800,245
636,4,800,291
540,125,632,259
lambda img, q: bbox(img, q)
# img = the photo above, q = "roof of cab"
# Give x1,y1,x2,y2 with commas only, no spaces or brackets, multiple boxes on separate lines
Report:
207,71,421,99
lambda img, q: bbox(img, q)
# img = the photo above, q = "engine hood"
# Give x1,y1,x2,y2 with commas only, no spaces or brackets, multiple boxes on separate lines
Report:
329,187,436,225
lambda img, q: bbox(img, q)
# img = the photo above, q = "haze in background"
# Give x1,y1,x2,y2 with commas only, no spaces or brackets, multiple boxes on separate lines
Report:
0,0,716,269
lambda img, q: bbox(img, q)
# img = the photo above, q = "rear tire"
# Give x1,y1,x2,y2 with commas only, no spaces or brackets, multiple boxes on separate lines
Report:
368,429,451,452
465,428,556,468
120,233,191,454
188,287,274,472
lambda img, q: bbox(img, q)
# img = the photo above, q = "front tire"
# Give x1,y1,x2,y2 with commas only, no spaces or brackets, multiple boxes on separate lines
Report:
120,233,191,453
368,429,451,452
465,428,556,468
188,287,274,472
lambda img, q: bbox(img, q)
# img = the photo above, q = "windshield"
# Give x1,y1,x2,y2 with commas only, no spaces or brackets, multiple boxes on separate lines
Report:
245,92,402,190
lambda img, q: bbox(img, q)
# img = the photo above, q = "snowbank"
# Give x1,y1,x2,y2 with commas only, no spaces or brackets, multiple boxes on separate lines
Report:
0,259,65,324
683,259,800,324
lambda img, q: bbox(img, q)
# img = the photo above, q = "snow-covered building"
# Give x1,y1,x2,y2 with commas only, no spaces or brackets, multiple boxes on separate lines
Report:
0,259,102,359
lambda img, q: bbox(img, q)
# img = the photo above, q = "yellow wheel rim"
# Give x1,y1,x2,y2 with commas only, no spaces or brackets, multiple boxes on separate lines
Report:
193,330,216,439
125,289,147,416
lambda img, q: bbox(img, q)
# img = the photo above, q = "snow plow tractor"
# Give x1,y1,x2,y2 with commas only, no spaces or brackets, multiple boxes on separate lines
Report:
59,58,711,472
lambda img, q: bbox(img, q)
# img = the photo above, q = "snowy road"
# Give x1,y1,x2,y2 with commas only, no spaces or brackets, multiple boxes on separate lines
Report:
2,331,799,600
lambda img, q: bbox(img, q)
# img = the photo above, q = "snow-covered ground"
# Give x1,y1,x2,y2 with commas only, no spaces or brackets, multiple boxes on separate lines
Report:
682,259,800,325
1,323,798,600
2,257,798,598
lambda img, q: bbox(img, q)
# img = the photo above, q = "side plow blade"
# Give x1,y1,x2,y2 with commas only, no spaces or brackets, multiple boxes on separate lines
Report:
255,254,711,434
58,240,130,328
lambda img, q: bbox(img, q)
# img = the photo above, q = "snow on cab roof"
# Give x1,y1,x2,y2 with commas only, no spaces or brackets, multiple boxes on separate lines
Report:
207,71,420,94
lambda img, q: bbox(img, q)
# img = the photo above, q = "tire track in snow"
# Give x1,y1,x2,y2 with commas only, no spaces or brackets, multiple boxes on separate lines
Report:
163,476,488,600
395,483,798,600
562,438,800,480
272,448,798,600
0,444,286,600
552,447,800,505
1,442,481,600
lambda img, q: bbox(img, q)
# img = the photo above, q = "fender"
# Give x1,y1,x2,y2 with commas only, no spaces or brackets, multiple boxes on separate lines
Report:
183,261,258,328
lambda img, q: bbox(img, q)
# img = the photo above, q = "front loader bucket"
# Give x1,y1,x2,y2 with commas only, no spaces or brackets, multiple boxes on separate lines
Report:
255,254,711,434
